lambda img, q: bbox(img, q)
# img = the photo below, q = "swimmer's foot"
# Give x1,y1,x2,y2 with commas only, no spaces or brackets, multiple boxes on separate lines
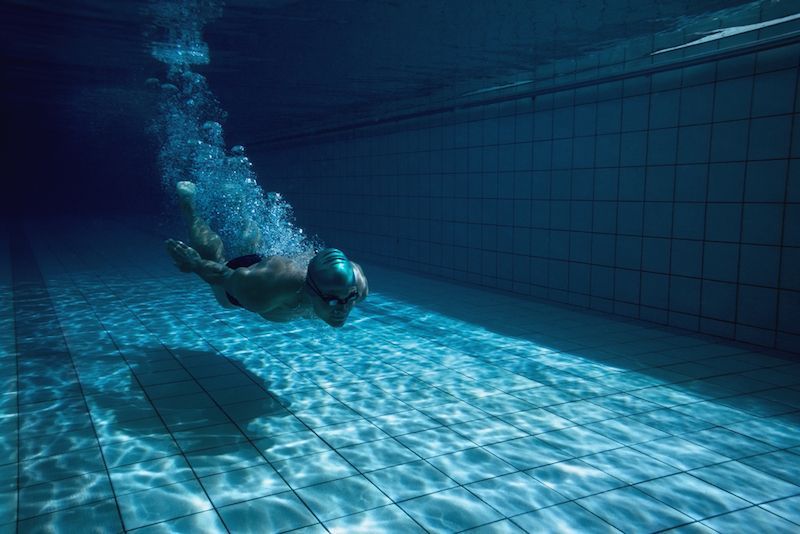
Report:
165,238,201,273
176,181,197,216
177,180,196,198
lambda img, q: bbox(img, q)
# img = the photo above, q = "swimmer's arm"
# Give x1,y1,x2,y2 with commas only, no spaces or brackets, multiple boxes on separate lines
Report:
223,266,296,313
352,261,369,302
165,239,233,286
194,260,234,286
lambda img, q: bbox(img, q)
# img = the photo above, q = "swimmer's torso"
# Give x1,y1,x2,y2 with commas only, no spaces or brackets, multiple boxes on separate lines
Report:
222,255,309,317
258,301,313,322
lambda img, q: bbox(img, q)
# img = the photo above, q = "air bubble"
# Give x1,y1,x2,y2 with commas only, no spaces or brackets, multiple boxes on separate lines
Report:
149,0,319,263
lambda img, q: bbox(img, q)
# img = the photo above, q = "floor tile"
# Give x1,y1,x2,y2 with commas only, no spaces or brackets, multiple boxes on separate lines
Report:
690,461,800,504
630,408,714,435
102,434,180,468
368,409,441,437
670,400,752,425
314,419,389,448
296,475,391,522
396,426,477,458
273,450,358,489
461,519,527,533
681,427,776,459
511,502,620,533
449,416,528,445
18,471,113,520
338,437,420,472
527,459,626,500
466,471,567,516
324,504,425,533
16,498,121,533
577,486,693,533
725,417,800,449
400,487,503,533
19,446,106,487
94,416,170,447
0,489,15,526
171,422,247,452
536,426,622,457
239,411,307,439
702,505,800,533
255,429,329,462
427,447,515,485
546,400,620,425
364,460,458,502
589,393,661,416
420,401,491,426
583,416,670,445
19,425,98,460
631,436,730,470
217,491,317,532
130,510,227,533
635,473,750,520
485,436,571,470
184,441,266,478
659,522,718,533
469,393,536,416
760,495,800,525
738,450,800,484
499,408,574,435
117,479,212,530
110,454,195,495
294,401,362,428
581,446,678,484
200,464,289,507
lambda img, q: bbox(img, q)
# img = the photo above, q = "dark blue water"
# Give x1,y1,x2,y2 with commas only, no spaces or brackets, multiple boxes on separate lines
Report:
1,0,757,215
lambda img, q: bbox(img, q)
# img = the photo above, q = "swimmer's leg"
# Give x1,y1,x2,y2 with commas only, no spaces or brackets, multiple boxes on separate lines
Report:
242,219,262,253
177,181,225,262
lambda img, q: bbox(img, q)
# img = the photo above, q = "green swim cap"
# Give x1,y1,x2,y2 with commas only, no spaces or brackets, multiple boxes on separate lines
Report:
307,248,355,286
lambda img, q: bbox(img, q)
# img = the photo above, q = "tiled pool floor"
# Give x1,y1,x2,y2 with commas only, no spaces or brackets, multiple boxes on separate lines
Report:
1,218,799,533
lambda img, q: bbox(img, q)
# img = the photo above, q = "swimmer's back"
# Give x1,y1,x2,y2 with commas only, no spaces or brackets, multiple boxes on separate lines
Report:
223,255,305,313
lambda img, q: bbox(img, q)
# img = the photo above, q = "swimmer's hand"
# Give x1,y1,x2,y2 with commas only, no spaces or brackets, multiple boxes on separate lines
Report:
165,239,201,273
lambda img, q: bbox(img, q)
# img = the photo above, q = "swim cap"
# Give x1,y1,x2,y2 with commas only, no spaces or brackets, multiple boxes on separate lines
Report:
307,248,355,286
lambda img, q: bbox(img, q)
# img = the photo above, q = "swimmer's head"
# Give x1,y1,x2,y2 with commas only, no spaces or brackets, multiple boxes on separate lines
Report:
306,248,359,328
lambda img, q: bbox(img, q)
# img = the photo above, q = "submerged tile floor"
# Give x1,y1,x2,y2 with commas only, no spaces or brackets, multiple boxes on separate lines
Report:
1,218,799,533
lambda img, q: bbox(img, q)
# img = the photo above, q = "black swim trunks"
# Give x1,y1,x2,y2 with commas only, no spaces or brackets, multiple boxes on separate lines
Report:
224,254,263,307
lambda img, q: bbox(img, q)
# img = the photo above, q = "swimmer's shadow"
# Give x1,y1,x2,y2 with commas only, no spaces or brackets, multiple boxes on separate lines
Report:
85,348,290,461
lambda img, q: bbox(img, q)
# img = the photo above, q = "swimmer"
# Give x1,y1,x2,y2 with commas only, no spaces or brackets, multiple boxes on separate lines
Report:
165,181,368,327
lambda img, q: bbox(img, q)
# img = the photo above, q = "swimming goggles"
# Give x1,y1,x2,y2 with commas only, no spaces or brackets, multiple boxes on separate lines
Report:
306,277,359,307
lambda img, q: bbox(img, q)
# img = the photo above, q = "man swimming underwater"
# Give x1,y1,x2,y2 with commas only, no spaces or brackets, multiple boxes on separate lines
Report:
165,181,368,328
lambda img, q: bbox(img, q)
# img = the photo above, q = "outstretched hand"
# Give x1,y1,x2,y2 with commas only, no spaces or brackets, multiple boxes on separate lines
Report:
165,239,201,272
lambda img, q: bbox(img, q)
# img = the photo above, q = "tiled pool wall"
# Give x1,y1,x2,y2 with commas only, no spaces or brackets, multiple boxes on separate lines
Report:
258,21,800,354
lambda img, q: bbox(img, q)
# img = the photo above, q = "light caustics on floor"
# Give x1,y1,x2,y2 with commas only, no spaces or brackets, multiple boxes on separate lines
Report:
1,219,799,533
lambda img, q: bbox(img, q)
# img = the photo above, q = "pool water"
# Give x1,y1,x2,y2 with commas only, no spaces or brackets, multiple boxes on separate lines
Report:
2,218,799,532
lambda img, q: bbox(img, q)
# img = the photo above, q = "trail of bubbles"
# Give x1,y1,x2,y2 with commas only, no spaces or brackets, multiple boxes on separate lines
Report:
146,0,318,263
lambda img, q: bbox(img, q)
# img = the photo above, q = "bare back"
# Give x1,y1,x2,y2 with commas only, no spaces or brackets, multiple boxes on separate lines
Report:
223,256,307,315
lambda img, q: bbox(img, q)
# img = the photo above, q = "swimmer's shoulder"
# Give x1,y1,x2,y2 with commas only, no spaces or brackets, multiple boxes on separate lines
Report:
225,255,303,312
252,256,305,282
